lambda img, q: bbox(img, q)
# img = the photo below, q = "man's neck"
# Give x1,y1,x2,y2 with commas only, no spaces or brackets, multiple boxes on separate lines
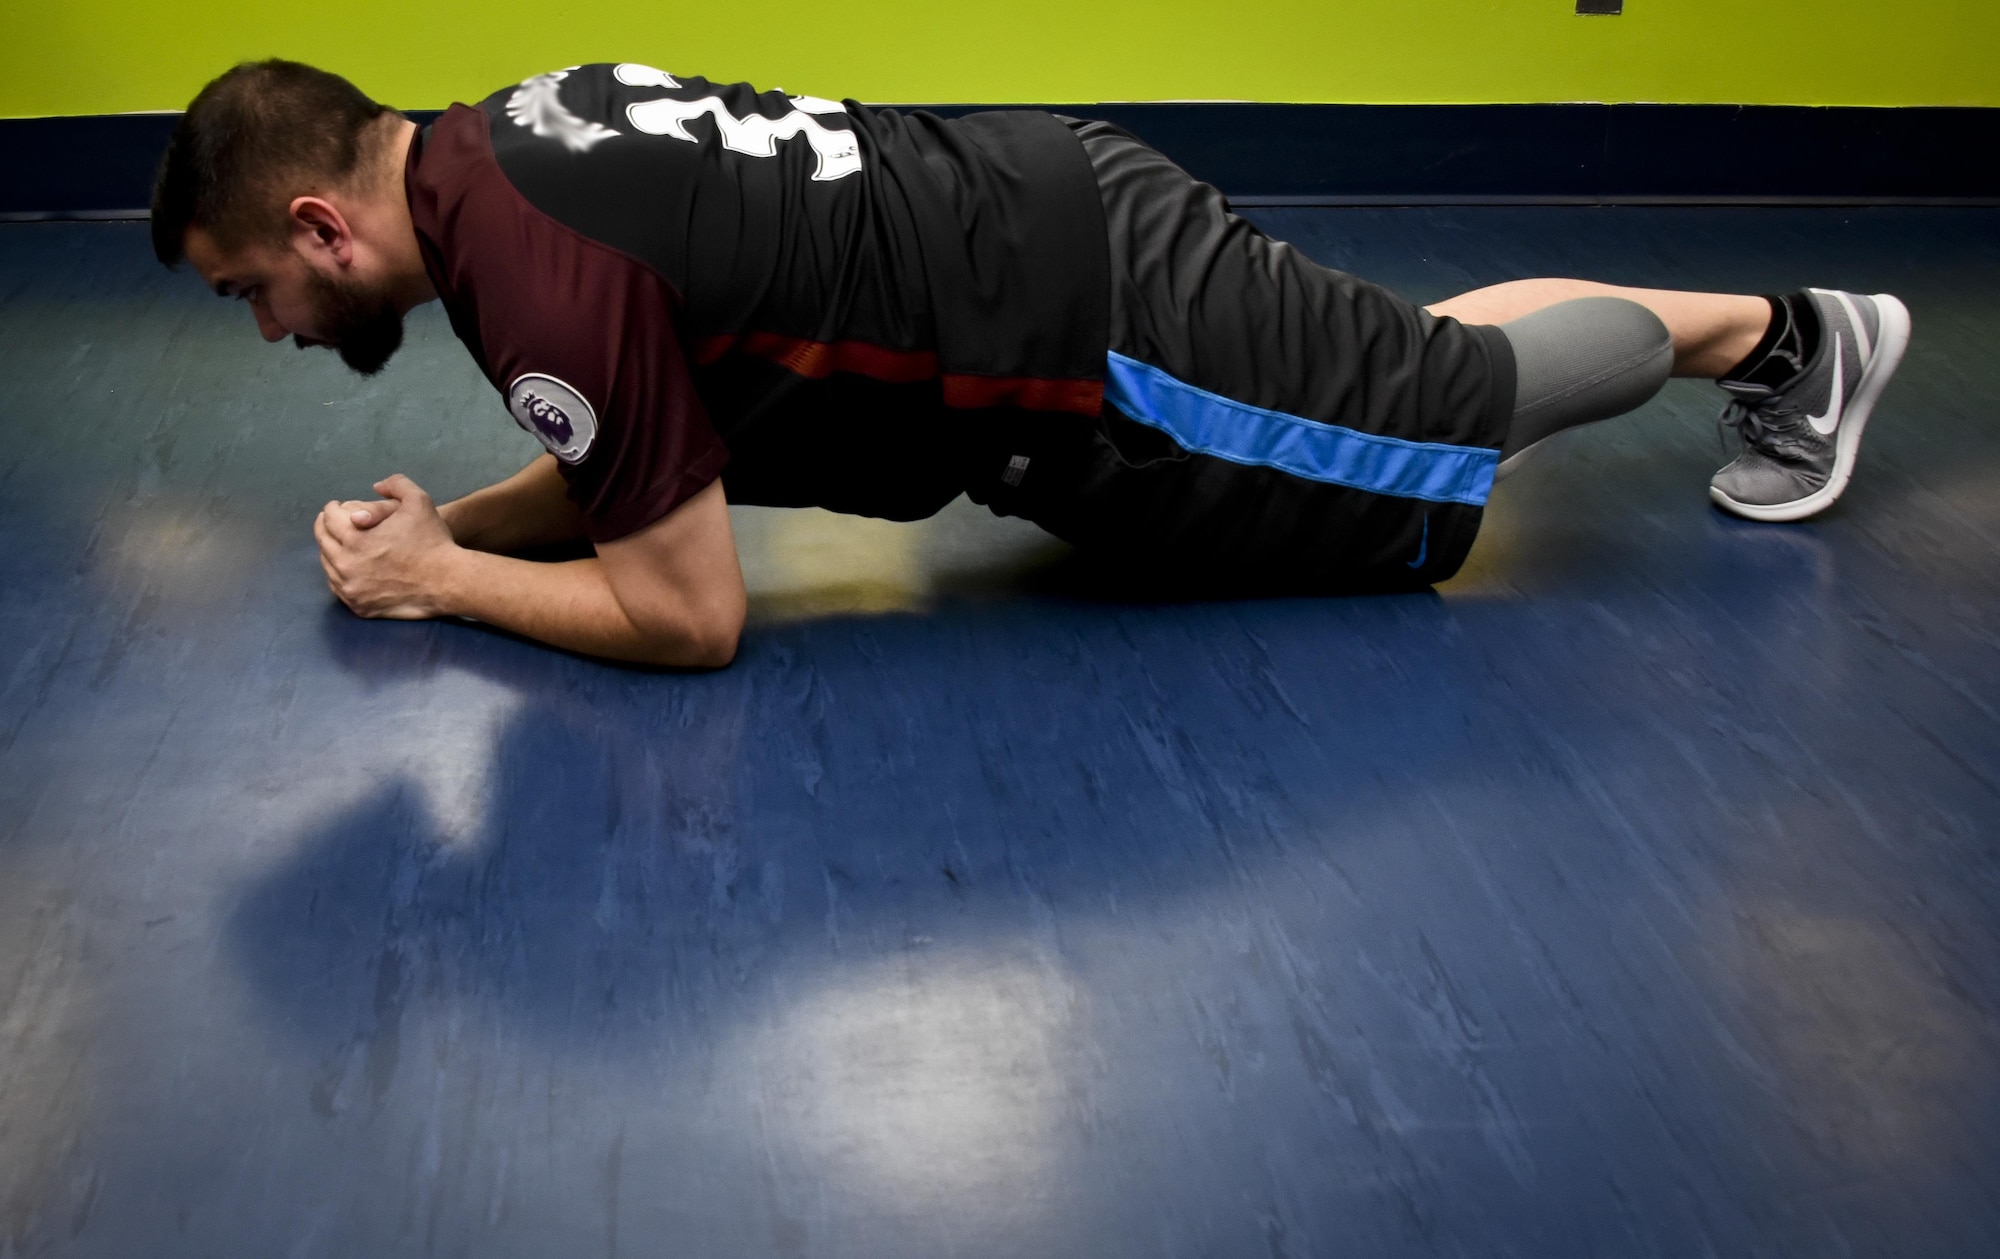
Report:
379,118,437,314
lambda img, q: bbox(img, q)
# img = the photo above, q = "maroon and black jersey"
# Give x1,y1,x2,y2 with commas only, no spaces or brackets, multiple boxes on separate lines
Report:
404,63,1110,540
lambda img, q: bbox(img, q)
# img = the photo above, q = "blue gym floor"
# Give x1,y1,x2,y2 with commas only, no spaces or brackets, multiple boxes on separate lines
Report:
3,209,1998,1257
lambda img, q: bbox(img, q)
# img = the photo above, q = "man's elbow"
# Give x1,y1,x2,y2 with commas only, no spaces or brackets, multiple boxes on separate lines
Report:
686,617,741,669
635,601,742,669
694,587,747,667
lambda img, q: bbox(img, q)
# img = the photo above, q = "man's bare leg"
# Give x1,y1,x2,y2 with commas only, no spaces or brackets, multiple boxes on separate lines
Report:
1426,279,1770,379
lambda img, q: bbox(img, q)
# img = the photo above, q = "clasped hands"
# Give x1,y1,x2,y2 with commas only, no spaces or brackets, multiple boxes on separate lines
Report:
314,474,458,619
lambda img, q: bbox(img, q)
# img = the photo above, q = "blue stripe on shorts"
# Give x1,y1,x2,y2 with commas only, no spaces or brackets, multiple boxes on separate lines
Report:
1103,350,1498,507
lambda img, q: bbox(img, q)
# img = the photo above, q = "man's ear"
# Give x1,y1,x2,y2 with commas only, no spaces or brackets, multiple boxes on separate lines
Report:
287,196,354,266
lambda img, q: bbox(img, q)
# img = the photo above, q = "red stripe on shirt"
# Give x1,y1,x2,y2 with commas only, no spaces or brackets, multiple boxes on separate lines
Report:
695,332,938,383
698,334,1104,416
942,373,1103,415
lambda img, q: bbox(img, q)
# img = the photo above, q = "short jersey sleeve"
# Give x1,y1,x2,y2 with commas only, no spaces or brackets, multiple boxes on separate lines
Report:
408,105,729,542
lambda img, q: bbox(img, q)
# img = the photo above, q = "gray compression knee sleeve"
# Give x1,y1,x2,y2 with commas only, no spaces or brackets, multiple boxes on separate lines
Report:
1496,296,1675,464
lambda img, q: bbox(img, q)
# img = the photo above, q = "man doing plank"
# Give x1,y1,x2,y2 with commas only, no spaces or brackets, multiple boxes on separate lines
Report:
152,60,1910,666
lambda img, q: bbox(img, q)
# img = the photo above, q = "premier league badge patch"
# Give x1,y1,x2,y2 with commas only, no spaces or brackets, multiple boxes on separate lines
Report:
507,373,598,463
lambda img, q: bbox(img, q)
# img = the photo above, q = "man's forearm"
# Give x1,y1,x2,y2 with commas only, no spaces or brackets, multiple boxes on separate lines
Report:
434,547,736,667
439,454,588,554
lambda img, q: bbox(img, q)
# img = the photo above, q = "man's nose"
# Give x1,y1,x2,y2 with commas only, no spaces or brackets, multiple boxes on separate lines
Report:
252,303,287,343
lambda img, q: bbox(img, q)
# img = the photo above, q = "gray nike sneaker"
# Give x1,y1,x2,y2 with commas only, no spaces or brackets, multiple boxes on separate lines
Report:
1710,288,1912,522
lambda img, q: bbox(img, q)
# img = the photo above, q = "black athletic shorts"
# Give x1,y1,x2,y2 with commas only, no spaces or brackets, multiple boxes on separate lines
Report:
965,119,1517,590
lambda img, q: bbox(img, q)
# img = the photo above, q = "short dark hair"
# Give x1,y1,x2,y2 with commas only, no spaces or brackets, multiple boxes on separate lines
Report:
151,59,398,267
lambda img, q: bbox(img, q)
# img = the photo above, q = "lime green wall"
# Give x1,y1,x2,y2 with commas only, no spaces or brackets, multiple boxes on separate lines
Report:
7,0,1997,118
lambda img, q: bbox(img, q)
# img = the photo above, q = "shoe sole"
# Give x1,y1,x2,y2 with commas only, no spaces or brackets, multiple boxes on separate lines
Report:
1710,291,1912,523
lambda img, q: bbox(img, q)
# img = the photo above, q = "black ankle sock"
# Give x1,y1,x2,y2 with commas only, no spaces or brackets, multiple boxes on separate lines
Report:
1725,291,1821,387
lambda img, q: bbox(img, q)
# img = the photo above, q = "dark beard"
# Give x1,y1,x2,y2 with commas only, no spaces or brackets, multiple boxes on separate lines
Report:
296,270,406,376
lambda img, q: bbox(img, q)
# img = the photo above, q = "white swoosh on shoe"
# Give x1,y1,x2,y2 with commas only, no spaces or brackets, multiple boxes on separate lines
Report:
1807,338,1844,436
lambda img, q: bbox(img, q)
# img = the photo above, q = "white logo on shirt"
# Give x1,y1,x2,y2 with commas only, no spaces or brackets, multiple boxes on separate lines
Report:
617,63,861,181
507,373,598,463
613,63,680,90
506,69,620,153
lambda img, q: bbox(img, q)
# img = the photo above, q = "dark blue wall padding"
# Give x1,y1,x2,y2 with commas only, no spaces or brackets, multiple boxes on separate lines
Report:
4,103,1996,218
